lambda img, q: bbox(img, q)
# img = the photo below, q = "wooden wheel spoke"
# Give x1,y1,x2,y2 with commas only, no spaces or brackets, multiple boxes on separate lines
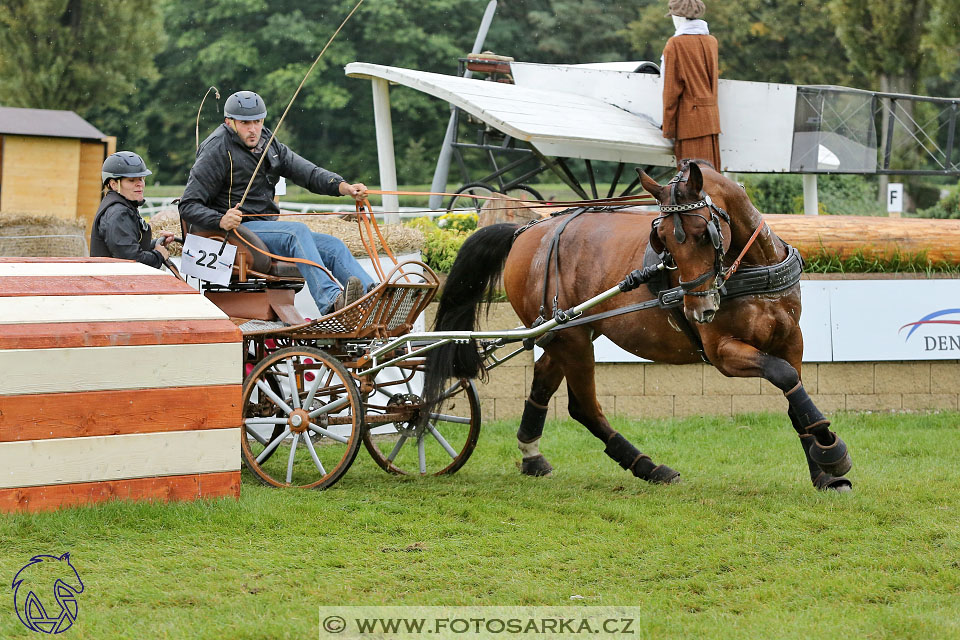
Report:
256,427,291,464
286,433,300,484
302,432,327,475
306,422,349,445
256,379,292,415
427,424,459,459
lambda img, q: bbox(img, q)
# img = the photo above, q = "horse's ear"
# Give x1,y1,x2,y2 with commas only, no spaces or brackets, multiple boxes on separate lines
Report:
636,168,663,201
686,162,703,194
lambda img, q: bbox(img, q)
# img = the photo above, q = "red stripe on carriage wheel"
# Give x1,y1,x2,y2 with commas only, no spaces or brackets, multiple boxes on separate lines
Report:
0,319,241,350
0,385,241,442
0,275,199,297
0,471,241,513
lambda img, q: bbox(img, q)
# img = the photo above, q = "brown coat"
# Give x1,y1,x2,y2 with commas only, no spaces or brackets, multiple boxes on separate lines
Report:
661,34,720,141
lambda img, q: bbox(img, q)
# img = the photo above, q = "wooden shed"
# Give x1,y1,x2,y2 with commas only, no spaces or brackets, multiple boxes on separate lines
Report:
0,106,116,230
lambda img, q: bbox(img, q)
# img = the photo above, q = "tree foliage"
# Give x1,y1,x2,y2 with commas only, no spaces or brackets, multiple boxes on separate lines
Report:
0,0,165,113
5,0,960,190
625,0,861,85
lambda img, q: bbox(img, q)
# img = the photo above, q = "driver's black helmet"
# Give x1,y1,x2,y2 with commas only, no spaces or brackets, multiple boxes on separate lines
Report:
224,91,267,121
101,151,152,184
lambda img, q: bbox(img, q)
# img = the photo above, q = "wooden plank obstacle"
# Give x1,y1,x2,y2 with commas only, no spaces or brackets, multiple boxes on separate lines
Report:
0,258,243,512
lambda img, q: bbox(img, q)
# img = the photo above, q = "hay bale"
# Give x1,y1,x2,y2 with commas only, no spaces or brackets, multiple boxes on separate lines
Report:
0,213,88,257
149,209,425,258
277,214,424,256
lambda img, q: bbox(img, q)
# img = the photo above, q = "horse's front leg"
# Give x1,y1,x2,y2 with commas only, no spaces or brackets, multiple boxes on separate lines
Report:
710,336,853,490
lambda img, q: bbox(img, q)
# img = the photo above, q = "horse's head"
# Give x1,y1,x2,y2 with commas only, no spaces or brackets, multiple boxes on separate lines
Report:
638,161,732,324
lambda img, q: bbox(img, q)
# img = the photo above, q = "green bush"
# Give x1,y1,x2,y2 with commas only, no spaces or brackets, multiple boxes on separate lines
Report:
742,174,884,216
916,182,960,219
436,212,478,232
404,216,473,273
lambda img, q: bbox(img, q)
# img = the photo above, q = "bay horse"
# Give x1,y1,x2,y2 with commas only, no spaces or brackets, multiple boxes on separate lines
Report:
424,160,852,492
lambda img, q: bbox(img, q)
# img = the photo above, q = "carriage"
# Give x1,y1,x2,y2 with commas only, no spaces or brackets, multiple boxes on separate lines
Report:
173,203,535,491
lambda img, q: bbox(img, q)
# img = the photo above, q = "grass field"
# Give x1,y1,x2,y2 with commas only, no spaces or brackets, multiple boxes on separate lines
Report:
2,411,959,639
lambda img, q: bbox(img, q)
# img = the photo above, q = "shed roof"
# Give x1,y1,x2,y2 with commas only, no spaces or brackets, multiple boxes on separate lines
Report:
0,106,107,140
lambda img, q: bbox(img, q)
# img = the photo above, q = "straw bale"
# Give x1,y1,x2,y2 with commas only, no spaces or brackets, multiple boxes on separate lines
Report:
0,212,87,257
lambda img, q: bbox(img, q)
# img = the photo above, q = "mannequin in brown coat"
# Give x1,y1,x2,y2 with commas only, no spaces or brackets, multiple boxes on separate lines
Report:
661,0,721,169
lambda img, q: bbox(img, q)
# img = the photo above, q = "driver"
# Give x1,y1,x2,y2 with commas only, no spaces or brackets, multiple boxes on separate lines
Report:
179,90,374,314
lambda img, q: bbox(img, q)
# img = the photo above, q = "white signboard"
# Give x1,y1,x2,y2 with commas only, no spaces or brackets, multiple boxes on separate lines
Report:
591,281,833,363
887,183,904,213
180,234,237,286
589,279,960,363
830,280,960,361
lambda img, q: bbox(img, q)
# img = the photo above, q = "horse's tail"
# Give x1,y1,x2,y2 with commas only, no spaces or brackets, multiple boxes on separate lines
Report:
422,223,519,409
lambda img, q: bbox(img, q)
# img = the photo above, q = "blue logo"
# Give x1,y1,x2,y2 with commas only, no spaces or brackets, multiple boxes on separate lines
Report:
899,308,960,341
12,553,84,634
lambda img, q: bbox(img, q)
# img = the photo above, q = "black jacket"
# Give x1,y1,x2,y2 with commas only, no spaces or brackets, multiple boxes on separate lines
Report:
90,190,163,269
178,123,346,231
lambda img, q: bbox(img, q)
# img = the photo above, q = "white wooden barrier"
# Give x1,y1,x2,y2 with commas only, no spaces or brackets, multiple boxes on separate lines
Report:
0,258,243,512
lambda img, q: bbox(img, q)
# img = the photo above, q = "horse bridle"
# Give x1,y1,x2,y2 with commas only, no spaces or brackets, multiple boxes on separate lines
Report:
651,167,732,298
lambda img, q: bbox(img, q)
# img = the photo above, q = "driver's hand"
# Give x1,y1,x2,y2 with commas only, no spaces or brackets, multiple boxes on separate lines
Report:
154,244,170,261
158,231,175,247
339,181,368,202
220,207,242,231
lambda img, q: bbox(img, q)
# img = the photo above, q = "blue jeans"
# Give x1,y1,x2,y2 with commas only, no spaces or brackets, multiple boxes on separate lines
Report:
242,221,374,313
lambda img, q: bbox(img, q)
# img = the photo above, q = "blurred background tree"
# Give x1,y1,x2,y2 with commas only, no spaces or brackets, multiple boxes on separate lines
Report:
1,0,959,212
0,0,165,112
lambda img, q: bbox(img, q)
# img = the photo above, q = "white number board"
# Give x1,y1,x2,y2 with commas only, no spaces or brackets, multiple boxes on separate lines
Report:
180,234,237,286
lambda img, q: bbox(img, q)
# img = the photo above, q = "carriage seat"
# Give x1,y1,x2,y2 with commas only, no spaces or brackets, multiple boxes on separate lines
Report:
179,218,306,324
183,222,304,283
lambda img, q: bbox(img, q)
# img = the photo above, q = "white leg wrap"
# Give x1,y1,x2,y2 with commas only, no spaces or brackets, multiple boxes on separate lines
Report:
518,438,542,459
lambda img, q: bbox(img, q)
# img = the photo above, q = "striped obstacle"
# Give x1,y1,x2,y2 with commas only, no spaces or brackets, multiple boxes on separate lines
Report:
0,258,243,512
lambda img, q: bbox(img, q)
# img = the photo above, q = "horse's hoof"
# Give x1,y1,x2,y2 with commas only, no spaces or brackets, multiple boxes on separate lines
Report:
645,464,681,484
812,472,853,493
807,432,852,477
519,455,554,477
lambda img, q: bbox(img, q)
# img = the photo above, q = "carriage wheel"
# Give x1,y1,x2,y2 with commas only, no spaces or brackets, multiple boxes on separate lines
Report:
240,346,363,489
362,370,481,476
446,182,496,216
501,184,544,203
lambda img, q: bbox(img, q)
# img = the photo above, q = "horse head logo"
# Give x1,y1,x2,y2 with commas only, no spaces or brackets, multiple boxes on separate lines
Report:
12,553,84,634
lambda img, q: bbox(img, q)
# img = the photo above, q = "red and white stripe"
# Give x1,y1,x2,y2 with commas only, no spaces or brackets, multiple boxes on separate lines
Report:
0,258,243,512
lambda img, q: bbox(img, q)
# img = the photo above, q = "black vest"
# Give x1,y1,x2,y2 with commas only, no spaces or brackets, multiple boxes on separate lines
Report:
89,190,151,258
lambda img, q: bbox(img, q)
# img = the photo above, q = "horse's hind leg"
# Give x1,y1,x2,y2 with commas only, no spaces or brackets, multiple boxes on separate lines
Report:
517,351,565,476
551,332,680,484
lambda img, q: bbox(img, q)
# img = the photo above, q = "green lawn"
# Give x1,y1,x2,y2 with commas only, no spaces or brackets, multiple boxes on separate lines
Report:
2,411,959,639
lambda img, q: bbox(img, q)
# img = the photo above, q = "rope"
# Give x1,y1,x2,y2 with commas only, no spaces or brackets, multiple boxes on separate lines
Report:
237,0,365,210
195,86,220,151
222,186,655,288
231,227,340,285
